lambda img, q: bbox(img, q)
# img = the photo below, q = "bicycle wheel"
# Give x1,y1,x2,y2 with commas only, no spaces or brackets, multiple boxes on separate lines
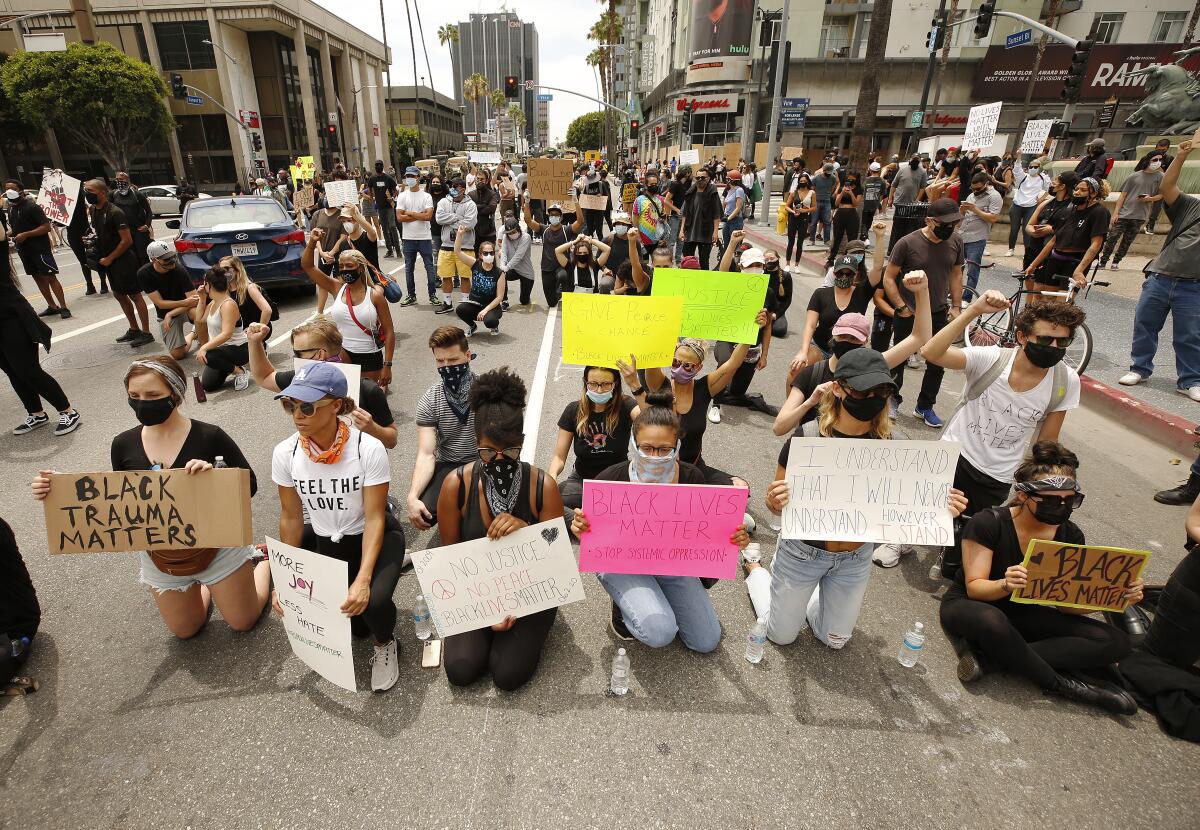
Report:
965,303,1012,347
1064,321,1093,375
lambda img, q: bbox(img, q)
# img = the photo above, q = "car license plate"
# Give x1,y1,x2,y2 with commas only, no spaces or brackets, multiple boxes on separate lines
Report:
231,243,258,257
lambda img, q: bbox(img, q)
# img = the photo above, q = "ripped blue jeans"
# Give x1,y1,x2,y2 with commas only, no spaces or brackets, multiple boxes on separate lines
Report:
762,538,874,649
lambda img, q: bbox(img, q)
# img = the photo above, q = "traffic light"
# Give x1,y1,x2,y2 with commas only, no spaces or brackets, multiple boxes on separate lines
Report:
251,132,263,152
327,124,337,136
1061,39,1094,102
629,119,639,139
504,75,519,99
974,2,995,40
926,15,947,52
170,73,186,100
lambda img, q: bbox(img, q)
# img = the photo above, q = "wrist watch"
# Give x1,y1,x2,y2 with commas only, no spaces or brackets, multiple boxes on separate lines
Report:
630,385,646,396
895,304,910,315
383,361,393,367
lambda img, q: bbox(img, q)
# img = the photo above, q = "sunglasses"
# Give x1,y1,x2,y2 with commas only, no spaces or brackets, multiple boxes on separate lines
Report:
1028,334,1074,348
280,398,336,416
478,446,522,463
671,359,699,372
1032,492,1086,509
839,382,893,399
292,347,325,359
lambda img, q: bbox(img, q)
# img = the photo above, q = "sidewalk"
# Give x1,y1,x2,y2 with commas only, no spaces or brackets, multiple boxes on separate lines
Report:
741,213,1198,457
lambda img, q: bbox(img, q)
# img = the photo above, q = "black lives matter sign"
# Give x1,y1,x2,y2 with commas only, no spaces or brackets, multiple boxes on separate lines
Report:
1013,539,1149,613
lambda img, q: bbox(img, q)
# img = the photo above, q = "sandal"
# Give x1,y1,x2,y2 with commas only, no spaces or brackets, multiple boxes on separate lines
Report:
4,676,40,696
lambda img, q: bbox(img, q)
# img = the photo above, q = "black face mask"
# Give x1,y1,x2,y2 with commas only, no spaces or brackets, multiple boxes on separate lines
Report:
375,164,384,173
831,340,861,359
646,184,660,194
842,394,887,421
931,223,955,240
1023,341,1066,368
1028,495,1075,525
83,191,100,205
339,269,360,284
1071,195,1088,205
909,159,920,170
764,261,779,272
128,396,175,427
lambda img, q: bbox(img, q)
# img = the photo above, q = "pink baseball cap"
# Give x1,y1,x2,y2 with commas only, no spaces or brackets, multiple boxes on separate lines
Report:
831,312,870,344
679,255,701,269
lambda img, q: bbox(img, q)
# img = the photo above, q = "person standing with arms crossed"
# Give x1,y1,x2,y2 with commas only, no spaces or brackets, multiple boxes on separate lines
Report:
395,166,436,307
110,172,154,268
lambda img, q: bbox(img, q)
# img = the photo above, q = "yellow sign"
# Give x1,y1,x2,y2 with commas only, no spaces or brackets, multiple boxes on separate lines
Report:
620,182,637,206
561,293,684,370
584,150,601,163
1012,539,1150,613
290,156,315,188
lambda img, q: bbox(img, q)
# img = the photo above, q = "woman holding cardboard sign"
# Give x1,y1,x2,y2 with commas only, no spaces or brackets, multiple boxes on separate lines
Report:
31,355,271,639
437,368,565,691
939,442,1141,715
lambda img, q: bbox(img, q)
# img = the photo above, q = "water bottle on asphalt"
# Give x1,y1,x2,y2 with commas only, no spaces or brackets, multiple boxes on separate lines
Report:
929,549,944,580
412,594,432,640
898,622,926,668
610,648,630,696
214,456,227,469
745,617,768,664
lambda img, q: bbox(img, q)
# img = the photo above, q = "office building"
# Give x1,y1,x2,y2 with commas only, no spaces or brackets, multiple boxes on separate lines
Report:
0,0,389,190
449,11,539,148
384,85,466,156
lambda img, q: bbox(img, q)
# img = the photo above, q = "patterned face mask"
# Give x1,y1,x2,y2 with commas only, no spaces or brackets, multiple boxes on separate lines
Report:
437,362,473,423
482,456,522,517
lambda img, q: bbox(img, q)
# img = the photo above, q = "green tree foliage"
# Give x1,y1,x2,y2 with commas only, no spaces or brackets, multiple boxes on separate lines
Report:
566,111,604,151
388,126,424,169
0,42,173,173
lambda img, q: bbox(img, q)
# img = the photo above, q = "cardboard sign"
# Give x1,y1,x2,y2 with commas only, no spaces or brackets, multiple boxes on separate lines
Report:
782,438,959,544
962,101,1003,152
527,157,575,201
37,169,81,226
469,150,502,165
651,267,768,345
577,193,610,212
1012,540,1150,613
292,185,314,212
1019,120,1055,155
781,146,804,162
579,481,749,579
561,292,684,369
678,149,700,165
411,518,585,637
267,537,356,691
620,182,637,206
43,469,253,555
323,179,358,208
293,358,361,394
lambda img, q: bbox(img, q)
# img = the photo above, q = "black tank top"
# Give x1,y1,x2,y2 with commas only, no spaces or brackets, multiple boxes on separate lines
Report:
671,377,713,466
351,231,380,271
456,461,544,542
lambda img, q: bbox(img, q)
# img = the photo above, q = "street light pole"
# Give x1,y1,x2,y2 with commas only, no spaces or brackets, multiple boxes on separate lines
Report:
757,0,790,227
201,38,253,181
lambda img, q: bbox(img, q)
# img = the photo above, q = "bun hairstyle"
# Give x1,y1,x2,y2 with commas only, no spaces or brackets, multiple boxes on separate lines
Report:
1013,441,1079,484
632,389,683,442
470,367,526,446
204,265,230,292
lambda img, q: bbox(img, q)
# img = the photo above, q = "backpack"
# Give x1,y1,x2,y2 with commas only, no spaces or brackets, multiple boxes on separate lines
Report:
945,350,1070,447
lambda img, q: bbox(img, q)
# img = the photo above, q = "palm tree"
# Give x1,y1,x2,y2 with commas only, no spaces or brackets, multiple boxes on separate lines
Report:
438,23,460,88
848,0,893,170
489,89,507,144
588,12,623,151
463,73,488,136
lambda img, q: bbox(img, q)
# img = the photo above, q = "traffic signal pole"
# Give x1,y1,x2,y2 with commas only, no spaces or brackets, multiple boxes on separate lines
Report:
756,0,790,228
909,0,947,155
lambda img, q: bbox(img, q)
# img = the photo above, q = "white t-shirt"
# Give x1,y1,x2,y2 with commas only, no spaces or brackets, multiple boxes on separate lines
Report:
396,188,433,240
944,346,1080,482
272,427,390,541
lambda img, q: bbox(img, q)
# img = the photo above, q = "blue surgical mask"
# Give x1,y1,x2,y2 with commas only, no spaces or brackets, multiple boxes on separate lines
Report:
586,389,613,405
549,215,562,225
628,436,678,484
449,188,460,198
405,177,417,187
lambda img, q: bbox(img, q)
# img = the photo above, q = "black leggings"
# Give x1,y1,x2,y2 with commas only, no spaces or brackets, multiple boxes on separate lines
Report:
786,214,808,262
944,457,1012,571
1143,546,1200,668
445,607,557,691
419,460,461,526
200,342,249,391
456,299,502,331
828,207,860,261
540,267,561,308
513,274,535,305
940,584,1131,689
713,341,757,400
314,527,407,642
0,318,70,414
859,207,877,239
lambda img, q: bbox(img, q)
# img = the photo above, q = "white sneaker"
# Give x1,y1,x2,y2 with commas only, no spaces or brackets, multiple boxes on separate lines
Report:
1005,248,1014,257
1144,227,1155,235
907,354,925,369
1109,262,1119,271
370,639,400,692
707,403,722,424
233,371,250,391
1179,386,1200,403
872,543,915,568
1118,372,1146,386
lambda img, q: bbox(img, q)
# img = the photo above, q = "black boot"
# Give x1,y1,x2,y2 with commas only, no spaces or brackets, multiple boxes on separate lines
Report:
1049,672,1138,715
1154,473,1200,506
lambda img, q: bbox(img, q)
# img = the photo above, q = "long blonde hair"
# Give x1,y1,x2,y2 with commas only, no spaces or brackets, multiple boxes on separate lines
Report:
574,366,624,438
815,386,892,440
219,255,250,304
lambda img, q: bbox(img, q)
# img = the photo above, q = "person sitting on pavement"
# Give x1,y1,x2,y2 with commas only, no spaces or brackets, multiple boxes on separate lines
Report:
452,227,506,336
939,441,1140,716
138,240,199,362
32,355,270,638
218,255,275,343
875,291,1084,571
752,345,967,650
709,240,780,423
193,266,251,393
437,368,564,691
571,392,750,651
407,326,481,531
792,251,882,381
271,361,404,692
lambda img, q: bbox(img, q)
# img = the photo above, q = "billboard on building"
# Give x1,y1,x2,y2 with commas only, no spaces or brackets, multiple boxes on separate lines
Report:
972,42,1200,101
686,0,756,85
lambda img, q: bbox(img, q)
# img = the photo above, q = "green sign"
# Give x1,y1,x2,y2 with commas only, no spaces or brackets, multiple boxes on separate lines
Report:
650,268,769,345
909,111,925,128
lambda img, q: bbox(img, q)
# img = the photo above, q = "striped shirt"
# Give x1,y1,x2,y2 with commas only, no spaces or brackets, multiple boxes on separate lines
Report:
415,381,478,464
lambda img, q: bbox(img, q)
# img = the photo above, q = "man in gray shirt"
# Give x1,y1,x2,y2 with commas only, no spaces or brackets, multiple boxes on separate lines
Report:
808,162,837,247
959,172,1003,293
890,157,929,206
1099,163,1164,270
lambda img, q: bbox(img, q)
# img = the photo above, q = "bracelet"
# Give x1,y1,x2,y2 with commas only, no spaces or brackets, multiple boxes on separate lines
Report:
630,385,646,396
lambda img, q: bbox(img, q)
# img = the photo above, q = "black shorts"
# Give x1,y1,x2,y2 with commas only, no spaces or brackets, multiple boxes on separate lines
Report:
104,265,141,296
17,247,57,278
345,348,383,372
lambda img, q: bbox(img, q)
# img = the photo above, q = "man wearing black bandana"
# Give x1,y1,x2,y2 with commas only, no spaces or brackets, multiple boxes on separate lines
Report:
407,326,480,530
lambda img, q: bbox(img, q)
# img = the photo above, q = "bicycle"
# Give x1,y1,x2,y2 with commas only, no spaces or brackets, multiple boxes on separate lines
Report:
959,262,1109,376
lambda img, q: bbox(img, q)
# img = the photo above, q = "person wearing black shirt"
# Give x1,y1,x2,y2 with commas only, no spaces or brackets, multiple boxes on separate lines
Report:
522,199,582,307
110,172,154,267
1072,138,1111,181
3,180,69,318
369,160,400,257
665,169,690,261
939,442,1140,715
1024,176,1109,291
471,168,500,246
579,168,612,238
30,355,270,638
0,516,39,693
63,190,103,294
83,179,154,346
679,171,723,269
1022,172,1080,272
795,254,878,368
138,240,199,360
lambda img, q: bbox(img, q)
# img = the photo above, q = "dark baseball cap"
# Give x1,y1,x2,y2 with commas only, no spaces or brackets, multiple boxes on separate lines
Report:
834,348,896,392
927,197,963,223
832,255,859,274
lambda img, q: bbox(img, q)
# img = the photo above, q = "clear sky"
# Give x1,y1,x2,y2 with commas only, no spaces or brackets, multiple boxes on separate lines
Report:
316,0,608,144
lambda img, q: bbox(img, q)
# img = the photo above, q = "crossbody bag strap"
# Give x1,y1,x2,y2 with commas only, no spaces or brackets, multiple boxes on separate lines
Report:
1031,361,1070,446
945,352,1009,432
342,285,376,339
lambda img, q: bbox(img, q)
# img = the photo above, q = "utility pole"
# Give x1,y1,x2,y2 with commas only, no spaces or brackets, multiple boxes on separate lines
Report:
70,0,96,44
909,0,947,155
379,0,395,167
757,0,790,227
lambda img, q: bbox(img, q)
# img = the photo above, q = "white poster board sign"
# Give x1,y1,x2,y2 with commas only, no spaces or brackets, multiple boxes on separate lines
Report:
293,358,361,395
37,169,81,226
323,179,359,208
1019,120,1055,155
782,438,960,545
962,101,1003,152
469,151,502,165
412,518,585,637
267,537,356,691
678,149,700,165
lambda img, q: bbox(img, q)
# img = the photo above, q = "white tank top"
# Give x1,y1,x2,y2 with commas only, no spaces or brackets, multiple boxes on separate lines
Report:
207,297,247,346
329,284,379,354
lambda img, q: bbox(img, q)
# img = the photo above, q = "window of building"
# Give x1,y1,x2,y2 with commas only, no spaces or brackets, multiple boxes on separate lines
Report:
1091,13,1124,44
154,21,216,70
819,16,851,58
1152,11,1188,43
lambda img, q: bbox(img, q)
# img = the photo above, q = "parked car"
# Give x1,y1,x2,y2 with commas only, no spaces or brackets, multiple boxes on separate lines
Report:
165,196,308,292
141,184,213,216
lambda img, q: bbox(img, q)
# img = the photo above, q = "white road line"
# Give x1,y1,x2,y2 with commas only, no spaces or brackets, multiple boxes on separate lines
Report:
268,326,294,347
51,314,128,344
387,264,405,275
521,305,559,463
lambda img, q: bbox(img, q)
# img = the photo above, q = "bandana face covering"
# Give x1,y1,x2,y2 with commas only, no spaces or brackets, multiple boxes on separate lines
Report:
438,363,473,423
628,436,678,483
299,418,350,464
482,457,522,517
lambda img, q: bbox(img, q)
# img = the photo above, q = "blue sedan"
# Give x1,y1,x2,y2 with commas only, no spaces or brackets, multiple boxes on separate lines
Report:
166,196,310,292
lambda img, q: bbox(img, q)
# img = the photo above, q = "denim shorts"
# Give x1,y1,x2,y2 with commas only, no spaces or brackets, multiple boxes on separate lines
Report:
138,545,256,593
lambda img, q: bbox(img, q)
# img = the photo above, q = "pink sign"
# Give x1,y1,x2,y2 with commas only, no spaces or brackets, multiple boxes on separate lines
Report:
579,480,748,579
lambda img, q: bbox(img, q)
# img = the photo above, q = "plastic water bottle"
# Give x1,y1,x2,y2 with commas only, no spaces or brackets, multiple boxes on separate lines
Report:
10,636,30,659
745,617,767,664
929,549,944,580
898,622,926,668
412,594,432,640
214,456,227,469
610,648,630,696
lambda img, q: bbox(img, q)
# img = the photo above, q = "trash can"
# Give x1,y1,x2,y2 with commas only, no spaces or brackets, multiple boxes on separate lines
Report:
888,202,929,254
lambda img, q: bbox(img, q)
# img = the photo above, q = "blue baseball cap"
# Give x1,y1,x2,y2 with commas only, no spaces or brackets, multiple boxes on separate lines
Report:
275,361,348,403
405,166,420,176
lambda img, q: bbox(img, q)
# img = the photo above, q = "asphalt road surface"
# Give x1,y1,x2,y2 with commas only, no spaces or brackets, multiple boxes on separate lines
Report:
1,232,1198,830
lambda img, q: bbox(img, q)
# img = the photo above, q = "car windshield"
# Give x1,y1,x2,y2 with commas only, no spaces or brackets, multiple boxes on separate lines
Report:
186,201,288,230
